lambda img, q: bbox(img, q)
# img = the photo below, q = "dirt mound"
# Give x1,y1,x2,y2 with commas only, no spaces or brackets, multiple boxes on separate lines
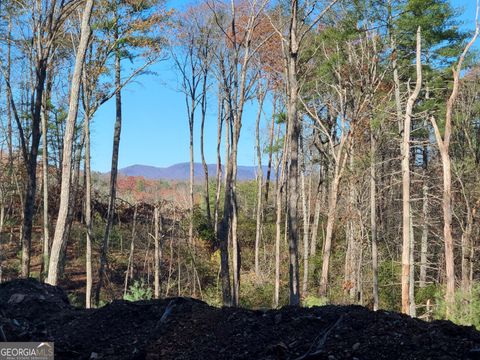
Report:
0,278,84,341
1,279,480,360
53,298,200,359
146,302,480,360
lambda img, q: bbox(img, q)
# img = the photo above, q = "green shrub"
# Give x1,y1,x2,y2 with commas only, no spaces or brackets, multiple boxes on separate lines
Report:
124,280,153,302
415,284,438,317
202,285,222,307
239,275,276,309
378,260,401,311
304,295,328,308
434,285,480,328
68,292,84,308
192,207,215,245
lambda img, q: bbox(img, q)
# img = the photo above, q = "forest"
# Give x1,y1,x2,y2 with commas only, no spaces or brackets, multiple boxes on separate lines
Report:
0,0,479,332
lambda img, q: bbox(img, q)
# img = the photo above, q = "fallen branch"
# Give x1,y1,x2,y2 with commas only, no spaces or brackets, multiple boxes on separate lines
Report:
295,315,344,360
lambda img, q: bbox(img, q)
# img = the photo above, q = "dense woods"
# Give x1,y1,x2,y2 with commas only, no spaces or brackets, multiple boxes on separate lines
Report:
0,0,480,329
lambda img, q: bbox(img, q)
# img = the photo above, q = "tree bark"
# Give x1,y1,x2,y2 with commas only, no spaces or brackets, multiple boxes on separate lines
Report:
419,146,429,288
430,12,479,315
189,95,195,246
309,188,321,258
254,87,266,278
47,0,94,285
21,69,46,278
285,0,301,305
319,151,347,297
214,87,224,238
124,204,137,297
84,109,93,308
154,205,161,299
401,27,422,315
18,0,68,278
200,68,211,225
95,10,122,302
301,167,310,295
264,97,277,204
370,132,379,311
6,16,13,173
41,74,52,281
461,207,474,294
274,133,288,308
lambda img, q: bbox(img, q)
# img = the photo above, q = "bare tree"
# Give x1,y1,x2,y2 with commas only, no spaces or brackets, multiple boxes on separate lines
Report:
429,3,479,315
210,0,269,306
370,131,379,310
94,0,167,304
401,27,422,315
268,0,339,305
254,81,267,278
154,204,161,299
47,0,95,285
0,0,79,277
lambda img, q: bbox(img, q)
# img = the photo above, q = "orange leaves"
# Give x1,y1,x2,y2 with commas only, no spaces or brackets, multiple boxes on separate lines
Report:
252,15,283,88
117,175,152,203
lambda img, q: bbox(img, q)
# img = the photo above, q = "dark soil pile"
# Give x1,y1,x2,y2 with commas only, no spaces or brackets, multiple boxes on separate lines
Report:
1,279,480,360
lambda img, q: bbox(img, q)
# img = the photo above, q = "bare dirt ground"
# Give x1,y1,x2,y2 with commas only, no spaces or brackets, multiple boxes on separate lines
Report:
1,278,480,360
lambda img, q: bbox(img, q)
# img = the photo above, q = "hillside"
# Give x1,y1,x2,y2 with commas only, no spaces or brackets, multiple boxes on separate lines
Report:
1,279,480,360
118,163,271,181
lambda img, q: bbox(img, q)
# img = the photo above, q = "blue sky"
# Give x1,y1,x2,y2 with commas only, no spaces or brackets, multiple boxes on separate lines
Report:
89,0,477,172
90,59,263,172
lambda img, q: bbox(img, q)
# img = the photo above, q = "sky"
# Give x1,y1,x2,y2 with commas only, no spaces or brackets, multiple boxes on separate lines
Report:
89,0,478,173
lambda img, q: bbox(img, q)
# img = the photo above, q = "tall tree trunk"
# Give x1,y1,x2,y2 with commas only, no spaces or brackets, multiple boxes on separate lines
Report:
60,137,84,279
41,74,52,281
230,113,242,305
434,16,479,313
274,185,282,307
285,0,301,305
409,206,416,316
21,69,46,278
218,111,232,306
310,162,325,258
0,197,4,236
370,132,379,311
154,205,161,299
231,184,240,306
319,156,346,297
19,0,63,277
218,38,250,306
95,11,121,302
427,15,479,314
189,97,195,246
401,27,422,315
301,168,310,295
6,17,13,172
461,204,474,294
218,111,233,305
200,71,211,225
254,87,266,278
214,88,224,238
264,97,277,204
309,187,321,258
124,204,137,296
419,146,429,288
274,134,288,308
344,150,360,302
47,0,94,285
84,109,93,308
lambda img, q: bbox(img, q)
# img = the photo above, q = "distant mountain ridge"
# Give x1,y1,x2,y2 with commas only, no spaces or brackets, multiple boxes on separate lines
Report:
118,162,271,181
